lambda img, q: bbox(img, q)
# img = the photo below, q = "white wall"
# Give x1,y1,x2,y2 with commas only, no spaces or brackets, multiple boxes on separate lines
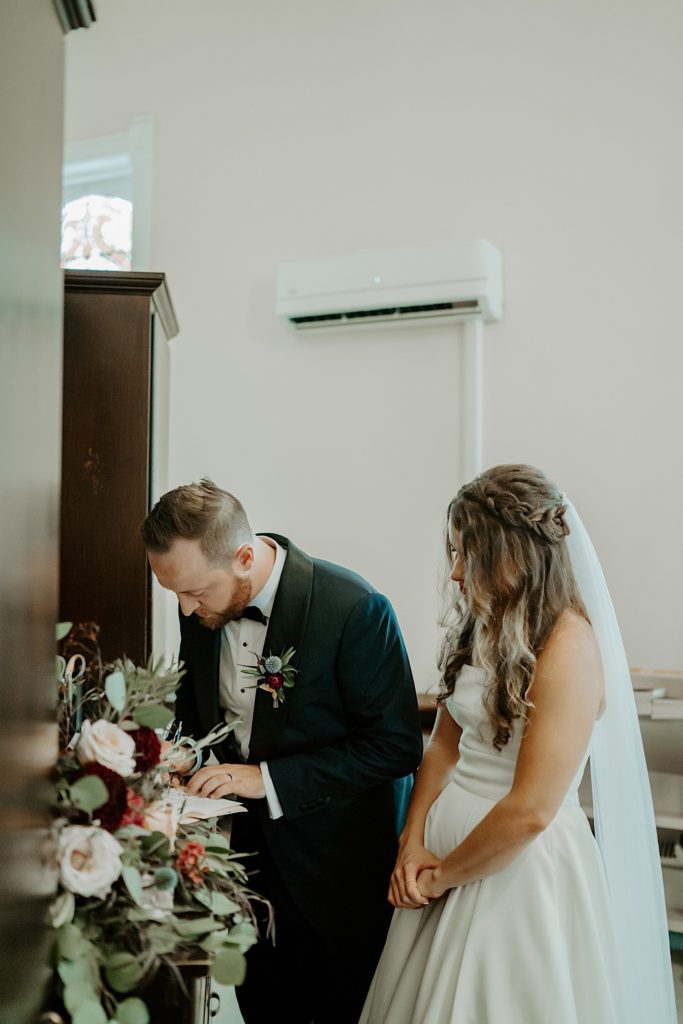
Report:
65,0,683,682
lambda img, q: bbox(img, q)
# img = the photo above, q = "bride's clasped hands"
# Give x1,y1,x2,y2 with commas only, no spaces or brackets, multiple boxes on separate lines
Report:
389,834,442,908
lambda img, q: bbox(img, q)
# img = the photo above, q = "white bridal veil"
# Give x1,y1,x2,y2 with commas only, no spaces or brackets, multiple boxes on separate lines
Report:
564,500,676,1023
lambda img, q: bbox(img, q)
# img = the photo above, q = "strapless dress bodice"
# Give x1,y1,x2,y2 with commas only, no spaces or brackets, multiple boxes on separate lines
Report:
446,664,588,804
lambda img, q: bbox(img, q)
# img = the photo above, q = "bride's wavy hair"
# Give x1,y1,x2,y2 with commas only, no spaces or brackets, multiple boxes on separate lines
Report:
438,464,588,750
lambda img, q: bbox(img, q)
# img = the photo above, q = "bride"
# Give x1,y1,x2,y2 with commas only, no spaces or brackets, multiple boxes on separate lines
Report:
360,464,675,1023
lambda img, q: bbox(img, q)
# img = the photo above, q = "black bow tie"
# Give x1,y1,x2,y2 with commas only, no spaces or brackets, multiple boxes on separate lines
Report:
237,605,268,626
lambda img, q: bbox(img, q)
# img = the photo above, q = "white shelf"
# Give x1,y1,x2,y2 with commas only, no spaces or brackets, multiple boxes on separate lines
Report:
656,813,683,831
580,805,683,832
638,709,683,721
667,911,683,935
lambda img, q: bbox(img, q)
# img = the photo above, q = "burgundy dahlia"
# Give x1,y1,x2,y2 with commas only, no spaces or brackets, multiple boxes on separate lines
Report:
76,762,128,832
131,726,162,772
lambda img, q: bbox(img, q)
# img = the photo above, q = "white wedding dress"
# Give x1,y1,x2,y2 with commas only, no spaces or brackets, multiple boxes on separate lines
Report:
360,665,622,1024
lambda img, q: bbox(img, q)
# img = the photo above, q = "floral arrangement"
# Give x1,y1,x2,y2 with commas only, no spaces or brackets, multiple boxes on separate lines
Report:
50,623,265,1024
243,646,297,708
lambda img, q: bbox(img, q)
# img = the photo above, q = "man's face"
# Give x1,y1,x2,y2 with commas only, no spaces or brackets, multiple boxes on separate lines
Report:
148,537,252,630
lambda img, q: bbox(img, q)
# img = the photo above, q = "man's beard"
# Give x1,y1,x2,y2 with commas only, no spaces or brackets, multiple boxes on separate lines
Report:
197,577,252,630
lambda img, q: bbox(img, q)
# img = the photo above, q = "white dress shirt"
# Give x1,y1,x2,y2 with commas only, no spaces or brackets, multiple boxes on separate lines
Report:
218,537,285,819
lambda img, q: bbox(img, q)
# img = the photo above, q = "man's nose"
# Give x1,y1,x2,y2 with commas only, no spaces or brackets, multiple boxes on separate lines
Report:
178,595,199,617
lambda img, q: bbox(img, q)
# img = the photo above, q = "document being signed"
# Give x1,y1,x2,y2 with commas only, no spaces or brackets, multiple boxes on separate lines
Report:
166,786,246,823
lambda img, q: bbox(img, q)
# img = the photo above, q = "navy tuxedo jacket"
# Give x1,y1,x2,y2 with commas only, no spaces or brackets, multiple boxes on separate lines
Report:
175,535,423,937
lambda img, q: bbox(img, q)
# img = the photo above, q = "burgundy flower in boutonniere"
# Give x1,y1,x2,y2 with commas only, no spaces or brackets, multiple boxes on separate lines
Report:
243,647,297,709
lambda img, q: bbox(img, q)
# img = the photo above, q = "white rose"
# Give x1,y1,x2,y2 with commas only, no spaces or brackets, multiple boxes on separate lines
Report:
143,800,178,848
58,825,123,899
77,719,136,777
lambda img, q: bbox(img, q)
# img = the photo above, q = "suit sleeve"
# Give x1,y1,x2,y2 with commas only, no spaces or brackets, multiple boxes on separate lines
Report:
266,592,423,819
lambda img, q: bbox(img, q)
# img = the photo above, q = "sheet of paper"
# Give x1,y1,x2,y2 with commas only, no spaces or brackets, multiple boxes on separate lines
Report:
166,786,246,822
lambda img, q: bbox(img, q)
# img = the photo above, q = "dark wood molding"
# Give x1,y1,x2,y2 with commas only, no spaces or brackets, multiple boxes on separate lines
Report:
65,270,179,340
53,0,96,33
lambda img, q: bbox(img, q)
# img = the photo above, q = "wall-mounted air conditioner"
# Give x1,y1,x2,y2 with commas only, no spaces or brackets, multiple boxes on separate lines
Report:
276,240,503,330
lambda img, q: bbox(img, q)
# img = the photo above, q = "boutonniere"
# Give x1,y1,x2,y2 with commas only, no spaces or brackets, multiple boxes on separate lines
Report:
243,647,297,709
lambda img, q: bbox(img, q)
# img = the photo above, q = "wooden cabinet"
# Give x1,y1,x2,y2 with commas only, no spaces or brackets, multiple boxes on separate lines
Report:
60,270,178,664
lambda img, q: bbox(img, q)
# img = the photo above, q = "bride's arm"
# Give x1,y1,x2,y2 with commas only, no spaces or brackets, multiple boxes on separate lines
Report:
418,613,603,899
390,705,462,908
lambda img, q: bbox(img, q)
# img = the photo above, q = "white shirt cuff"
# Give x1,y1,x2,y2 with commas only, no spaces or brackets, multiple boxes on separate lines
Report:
260,761,284,819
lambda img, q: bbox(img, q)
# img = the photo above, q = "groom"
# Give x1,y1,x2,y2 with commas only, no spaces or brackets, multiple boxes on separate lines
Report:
141,479,422,1024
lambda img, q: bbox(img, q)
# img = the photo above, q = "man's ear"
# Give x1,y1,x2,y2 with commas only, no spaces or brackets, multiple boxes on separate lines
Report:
233,543,254,575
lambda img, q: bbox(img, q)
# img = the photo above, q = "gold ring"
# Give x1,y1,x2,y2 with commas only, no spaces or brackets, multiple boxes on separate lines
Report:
225,772,233,781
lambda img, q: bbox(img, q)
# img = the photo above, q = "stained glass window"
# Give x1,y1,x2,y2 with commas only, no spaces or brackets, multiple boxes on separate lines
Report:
60,194,133,271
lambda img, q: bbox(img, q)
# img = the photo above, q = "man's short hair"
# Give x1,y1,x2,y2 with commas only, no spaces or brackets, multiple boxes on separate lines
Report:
140,478,252,565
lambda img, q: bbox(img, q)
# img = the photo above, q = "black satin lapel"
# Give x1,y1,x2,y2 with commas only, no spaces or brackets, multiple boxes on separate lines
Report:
248,536,313,763
193,623,222,738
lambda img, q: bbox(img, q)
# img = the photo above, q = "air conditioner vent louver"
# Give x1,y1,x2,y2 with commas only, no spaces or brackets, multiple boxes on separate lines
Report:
290,299,482,329
276,241,503,330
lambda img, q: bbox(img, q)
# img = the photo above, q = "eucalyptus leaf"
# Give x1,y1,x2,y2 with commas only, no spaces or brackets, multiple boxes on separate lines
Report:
211,947,246,987
70,775,109,813
204,832,231,853
56,622,73,641
58,958,90,986
227,921,258,950
116,997,150,1024
104,671,126,712
72,1000,108,1024
192,887,212,909
209,891,239,916
122,866,144,907
140,831,171,859
104,952,146,994
172,916,224,938
115,824,151,840
198,929,230,952
64,979,97,1014
132,704,174,730
56,654,67,680
57,922,88,960
147,925,179,955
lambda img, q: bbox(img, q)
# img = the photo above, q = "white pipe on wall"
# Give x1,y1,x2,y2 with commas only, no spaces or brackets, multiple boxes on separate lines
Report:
462,318,484,481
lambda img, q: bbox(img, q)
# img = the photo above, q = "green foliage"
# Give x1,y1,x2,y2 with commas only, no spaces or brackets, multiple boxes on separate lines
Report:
104,952,147,993
72,1001,108,1024
70,775,109,813
104,671,126,712
116,997,150,1024
51,632,263,1024
132,704,175,730
121,866,144,907
212,947,247,987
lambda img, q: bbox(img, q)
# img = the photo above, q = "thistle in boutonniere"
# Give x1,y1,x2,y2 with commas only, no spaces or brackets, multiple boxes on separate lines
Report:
243,647,297,708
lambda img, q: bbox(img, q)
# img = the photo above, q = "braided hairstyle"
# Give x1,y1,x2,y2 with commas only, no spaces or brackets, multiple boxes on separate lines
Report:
438,464,588,750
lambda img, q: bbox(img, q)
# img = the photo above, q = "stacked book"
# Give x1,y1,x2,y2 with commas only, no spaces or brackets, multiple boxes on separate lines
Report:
651,697,683,720
631,669,683,719
634,684,667,716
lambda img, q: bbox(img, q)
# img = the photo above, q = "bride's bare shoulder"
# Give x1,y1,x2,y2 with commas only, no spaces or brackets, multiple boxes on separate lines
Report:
536,608,604,696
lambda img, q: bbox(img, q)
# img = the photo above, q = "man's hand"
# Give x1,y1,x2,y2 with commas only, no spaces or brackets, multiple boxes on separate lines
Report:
186,763,266,800
160,740,196,777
